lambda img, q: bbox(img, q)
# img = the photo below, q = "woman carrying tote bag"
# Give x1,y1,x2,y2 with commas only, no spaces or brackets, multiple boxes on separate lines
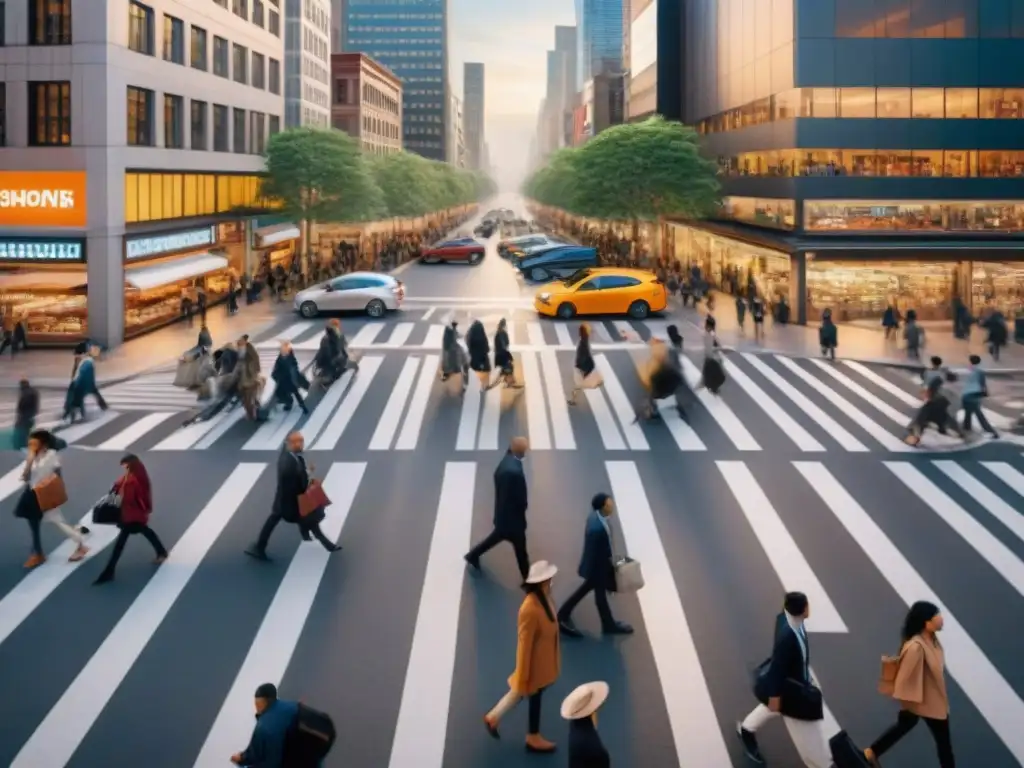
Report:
16,429,89,568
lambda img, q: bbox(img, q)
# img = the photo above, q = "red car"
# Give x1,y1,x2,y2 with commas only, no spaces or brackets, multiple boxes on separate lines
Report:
419,237,485,265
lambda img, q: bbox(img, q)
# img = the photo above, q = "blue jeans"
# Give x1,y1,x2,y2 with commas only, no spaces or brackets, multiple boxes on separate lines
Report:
962,394,996,434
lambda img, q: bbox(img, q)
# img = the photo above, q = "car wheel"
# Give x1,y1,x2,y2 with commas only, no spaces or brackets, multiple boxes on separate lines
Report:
556,303,576,319
299,301,319,318
530,267,550,281
628,300,651,319
420,256,441,264
469,251,483,265
365,299,386,318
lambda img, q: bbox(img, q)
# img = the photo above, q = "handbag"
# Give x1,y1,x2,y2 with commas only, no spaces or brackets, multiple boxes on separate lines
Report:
298,480,331,518
92,491,123,525
878,654,900,696
614,557,644,593
34,474,68,513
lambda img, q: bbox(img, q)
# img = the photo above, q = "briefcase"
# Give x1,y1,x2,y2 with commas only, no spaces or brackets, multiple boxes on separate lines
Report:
829,730,871,767
34,474,68,513
614,557,644,593
298,480,331,518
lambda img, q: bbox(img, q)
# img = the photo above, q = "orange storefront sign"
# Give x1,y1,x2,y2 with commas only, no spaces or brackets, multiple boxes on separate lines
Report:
0,171,88,228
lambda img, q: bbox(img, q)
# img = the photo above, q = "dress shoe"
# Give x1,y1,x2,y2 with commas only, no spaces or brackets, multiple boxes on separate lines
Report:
244,547,270,561
602,621,633,635
558,619,583,638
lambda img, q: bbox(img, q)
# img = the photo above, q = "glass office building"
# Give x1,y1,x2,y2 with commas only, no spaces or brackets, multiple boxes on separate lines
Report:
673,0,1024,326
341,0,448,161
576,0,625,90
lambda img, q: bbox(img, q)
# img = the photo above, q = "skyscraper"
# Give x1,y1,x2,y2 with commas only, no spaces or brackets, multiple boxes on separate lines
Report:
285,0,333,128
337,0,449,161
463,63,486,170
575,0,624,91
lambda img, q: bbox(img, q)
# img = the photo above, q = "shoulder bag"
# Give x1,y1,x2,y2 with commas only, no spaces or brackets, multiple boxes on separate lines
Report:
298,479,331,518
34,473,68,513
878,653,900,696
92,490,123,525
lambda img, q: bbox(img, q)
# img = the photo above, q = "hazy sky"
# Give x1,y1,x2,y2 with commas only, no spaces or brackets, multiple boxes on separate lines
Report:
449,0,575,189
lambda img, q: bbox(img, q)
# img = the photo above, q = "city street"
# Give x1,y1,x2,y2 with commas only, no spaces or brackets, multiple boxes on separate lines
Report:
1,201,1024,768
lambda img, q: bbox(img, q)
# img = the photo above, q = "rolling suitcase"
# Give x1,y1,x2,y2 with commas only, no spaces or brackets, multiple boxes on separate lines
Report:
829,730,871,767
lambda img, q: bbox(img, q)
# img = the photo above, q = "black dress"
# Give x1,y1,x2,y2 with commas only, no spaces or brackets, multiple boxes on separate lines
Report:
467,325,491,373
494,329,513,374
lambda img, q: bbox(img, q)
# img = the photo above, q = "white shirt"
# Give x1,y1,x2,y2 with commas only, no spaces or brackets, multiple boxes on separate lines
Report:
786,612,809,681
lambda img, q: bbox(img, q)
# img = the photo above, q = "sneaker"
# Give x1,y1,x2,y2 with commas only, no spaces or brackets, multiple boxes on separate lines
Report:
736,723,764,764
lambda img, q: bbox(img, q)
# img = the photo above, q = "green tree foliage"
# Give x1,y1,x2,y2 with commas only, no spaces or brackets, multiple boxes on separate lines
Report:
261,127,385,223
370,150,497,217
522,117,720,220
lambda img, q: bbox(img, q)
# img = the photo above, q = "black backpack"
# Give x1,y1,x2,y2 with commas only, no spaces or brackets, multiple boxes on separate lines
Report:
284,703,335,766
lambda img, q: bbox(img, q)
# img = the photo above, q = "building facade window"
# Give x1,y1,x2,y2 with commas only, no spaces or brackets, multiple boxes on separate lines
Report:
28,81,71,146
128,1,154,55
163,15,184,64
30,0,72,45
232,44,248,84
213,104,229,151
250,111,265,154
164,94,183,148
269,114,280,136
190,26,207,70
715,148,1024,178
1,2,6,46
232,0,247,20
980,88,1024,118
0,83,5,145
233,107,246,153
253,0,264,27
190,100,207,149
269,59,281,94
269,8,280,35
252,52,265,89
124,172,276,224
213,36,229,77
127,86,155,146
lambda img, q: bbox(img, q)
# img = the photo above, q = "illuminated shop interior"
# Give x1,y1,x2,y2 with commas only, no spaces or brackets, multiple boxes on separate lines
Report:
0,269,88,342
804,200,1024,232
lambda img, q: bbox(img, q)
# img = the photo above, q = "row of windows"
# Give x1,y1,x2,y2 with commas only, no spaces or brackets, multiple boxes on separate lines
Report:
126,86,279,152
719,149,1024,178
302,82,330,110
698,87,1024,135
348,13,443,20
303,0,330,36
124,172,278,224
303,26,329,63
28,0,71,45
221,0,281,36
129,1,280,94
347,47,443,57
0,80,71,146
804,200,1024,233
363,83,399,114
407,126,442,136
362,115,400,139
831,0,1024,39
346,30,444,35
303,54,330,87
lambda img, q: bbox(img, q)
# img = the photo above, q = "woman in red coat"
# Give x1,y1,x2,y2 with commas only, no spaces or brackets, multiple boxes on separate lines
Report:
94,453,169,585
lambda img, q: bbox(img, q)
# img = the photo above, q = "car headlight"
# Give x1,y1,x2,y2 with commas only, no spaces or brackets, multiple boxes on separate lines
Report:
538,292,551,302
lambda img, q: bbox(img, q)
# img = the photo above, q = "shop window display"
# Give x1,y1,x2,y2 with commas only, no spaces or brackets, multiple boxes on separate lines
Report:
720,196,796,229
972,262,1024,317
805,200,1024,232
806,261,956,323
717,148,1021,179
0,270,88,342
124,265,234,337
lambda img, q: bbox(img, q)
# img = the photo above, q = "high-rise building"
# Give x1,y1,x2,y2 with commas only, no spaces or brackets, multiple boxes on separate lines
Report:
285,0,333,128
575,0,624,91
330,53,403,154
674,0,1024,327
337,0,449,162
0,0,288,348
447,94,466,167
463,63,485,170
625,0,682,121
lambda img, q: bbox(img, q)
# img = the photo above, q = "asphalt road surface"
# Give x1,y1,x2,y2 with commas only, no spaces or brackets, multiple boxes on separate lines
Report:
2,195,1024,768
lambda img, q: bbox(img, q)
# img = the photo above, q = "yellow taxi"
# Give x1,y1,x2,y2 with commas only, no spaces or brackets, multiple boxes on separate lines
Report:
534,267,668,320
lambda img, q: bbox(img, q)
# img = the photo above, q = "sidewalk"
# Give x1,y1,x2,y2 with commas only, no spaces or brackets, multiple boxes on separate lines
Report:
0,300,282,390
678,292,1024,375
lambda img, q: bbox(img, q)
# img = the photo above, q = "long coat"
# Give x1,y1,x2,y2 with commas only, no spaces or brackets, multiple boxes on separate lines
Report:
568,718,611,768
507,592,560,696
892,634,949,720
493,451,527,536
116,471,153,526
273,449,309,524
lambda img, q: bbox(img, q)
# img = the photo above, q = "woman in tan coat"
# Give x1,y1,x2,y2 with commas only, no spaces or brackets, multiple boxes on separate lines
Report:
483,560,561,753
864,601,954,767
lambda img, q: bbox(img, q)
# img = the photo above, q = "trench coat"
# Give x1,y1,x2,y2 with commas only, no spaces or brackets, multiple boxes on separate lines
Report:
507,592,560,696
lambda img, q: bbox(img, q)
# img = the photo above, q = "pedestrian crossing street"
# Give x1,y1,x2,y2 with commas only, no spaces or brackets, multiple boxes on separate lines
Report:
0,453,1023,766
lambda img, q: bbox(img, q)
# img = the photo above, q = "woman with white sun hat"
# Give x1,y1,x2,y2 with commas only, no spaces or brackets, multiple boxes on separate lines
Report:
561,681,611,767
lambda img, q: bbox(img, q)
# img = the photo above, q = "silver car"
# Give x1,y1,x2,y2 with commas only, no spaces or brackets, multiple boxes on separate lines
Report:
293,271,405,318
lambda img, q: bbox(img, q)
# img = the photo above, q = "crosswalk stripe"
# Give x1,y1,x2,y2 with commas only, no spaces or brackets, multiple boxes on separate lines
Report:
774,356,911,452
420,306,437,321
935,461,1024,545
584,382,627,450
884,463,1024,598
979,462,1024,499
741,353,868,451
422,324,445,348
0,465,25,504
519,351,551,450
243,403,304,451
554,324,573,346
722,360,824,451
272,321,316,341
590,323,612,342
388,462,476,768
395,355,439,450
477,380,502,451
679,356,760,451
56,411,122,444
370,357,420,450
526,321,545,345
809,359,917,427
455,373,482,451
795,462,1024,760
595,355,648,450
717,462,846,632
10,462,268,768
299,368,356,446
308,356,383,451
605,460,733,764
655,398,707,450
96,412,177,451
193,462,364,767
350,324,384,346
540,350,575,449
385,323,415,347
840,360,920,407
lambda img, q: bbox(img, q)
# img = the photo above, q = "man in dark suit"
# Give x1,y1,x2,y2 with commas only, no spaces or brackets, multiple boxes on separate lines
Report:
245,430,340,561
464,436,530,579
737,591,829,767
557,493,632,637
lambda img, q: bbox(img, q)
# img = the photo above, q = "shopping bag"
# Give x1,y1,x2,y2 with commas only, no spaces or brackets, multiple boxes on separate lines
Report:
34,474,68,512
173,357,201,388
878,654,900,695
614,557,644,593
298,480,331,518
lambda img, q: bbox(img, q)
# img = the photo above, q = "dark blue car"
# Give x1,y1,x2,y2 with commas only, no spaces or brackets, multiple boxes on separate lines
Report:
517,245,599,282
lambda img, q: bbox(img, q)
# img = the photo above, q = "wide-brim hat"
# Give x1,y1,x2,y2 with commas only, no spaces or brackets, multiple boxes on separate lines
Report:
524,560,558,584
560,681,610,720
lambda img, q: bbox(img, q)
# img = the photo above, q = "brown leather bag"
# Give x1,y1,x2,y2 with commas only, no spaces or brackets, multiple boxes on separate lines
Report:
878,654,900,695
34,474,69,513
298,480,331,518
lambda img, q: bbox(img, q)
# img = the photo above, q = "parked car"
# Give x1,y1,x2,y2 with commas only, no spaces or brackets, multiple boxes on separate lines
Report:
419,237,486,265
498,233,562,259
293,271,404,318
534,267,667,320
474,219,497,237
516,244,598,282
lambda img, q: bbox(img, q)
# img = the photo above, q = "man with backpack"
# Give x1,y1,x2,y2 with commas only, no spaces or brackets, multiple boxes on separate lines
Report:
231,683,334,767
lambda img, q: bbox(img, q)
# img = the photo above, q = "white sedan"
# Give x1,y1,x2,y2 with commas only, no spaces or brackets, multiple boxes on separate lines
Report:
293,271,405,318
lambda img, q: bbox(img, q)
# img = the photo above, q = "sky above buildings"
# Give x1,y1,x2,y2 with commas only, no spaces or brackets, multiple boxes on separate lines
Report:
449,0,575,189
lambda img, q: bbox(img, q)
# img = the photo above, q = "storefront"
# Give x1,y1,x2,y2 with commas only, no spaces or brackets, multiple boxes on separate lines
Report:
252,219,301,272
0,238,89,343
122,226,241,338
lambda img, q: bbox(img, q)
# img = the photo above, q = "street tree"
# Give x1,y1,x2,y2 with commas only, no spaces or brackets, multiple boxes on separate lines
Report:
371,152,440,217
522,147,584,213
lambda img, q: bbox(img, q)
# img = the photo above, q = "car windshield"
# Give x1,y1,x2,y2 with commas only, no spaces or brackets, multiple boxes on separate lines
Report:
563,268,592,286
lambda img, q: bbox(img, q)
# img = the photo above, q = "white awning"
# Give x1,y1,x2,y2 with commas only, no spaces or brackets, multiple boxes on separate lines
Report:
0,271,88,290
126,253,229,291
255,225,300,247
